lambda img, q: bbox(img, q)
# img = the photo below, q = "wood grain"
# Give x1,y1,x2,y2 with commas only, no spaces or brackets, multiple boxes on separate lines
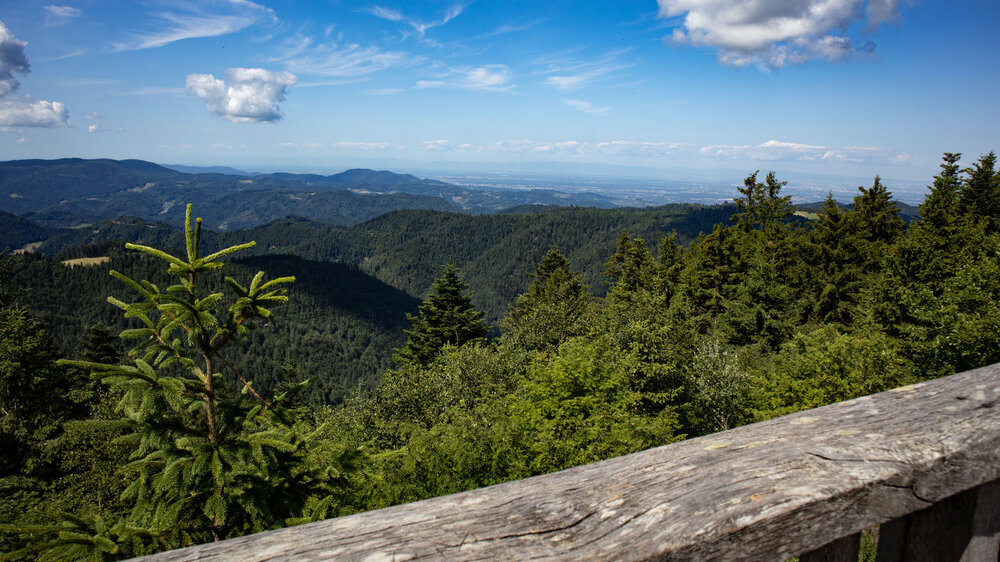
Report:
137,362,1000,561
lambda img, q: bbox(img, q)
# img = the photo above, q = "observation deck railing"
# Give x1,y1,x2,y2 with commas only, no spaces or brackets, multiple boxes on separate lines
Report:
139,362,1000,561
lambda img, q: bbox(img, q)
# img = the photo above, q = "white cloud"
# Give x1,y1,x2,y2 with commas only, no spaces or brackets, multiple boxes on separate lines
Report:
0,98,70,127
112,1,276,52
43,5,82,27
0,21,70,127
564,99,612,114
186,67,296,123
698,139,910,163
537,50,634,91
84,111,113,132
422,139,451,150
276,36,413,78
369,6,406,22
16,136,27,144
333,141,392,150
657,0,908,69
416,65,514,92
367,5,465,38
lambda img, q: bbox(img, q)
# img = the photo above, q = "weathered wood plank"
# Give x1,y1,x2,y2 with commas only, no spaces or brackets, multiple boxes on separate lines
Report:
136,363,1000,561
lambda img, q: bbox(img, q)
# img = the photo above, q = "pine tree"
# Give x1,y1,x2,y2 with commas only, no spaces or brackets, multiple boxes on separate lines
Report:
502,248,592,351
732,171,794,235
958,151,1000,229
394,263,488,367
920,152,962,228
850,176,904,248
604,231,655,297
802,195,860,325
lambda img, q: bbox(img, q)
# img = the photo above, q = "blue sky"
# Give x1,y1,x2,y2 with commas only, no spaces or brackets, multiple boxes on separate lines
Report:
0,0,997,181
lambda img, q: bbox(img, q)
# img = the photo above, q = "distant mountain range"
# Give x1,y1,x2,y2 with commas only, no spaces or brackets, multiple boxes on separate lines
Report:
0,158,618,231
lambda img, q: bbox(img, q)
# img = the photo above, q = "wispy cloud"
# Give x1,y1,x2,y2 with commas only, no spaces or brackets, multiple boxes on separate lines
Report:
416,64,514,92
563,99,612,114
537,49,634,91
186,67,296,123
657,0,910,69
471,19,546,40
275,35,414,78
43,5,82,28
365,4,465,39
111,1,276,52
119,86,185,96
364,87,405,95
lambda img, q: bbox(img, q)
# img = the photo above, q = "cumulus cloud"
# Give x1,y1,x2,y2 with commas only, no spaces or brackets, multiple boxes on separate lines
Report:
416,65,514,92
0,22,29,97
657,0,908,69
0,21,70,127
185,67,296,123
43,5,82,27
0,98,70,127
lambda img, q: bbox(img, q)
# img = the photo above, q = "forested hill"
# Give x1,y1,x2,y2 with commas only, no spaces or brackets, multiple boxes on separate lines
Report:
281,204,738,317
29,204,739,321
8,249,418,404
0,158,618,230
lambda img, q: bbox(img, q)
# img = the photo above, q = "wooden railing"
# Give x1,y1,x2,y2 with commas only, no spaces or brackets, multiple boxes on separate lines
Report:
139,363,1000,561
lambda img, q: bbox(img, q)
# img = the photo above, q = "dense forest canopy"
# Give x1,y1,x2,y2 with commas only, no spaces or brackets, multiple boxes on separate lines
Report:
1,152,999,559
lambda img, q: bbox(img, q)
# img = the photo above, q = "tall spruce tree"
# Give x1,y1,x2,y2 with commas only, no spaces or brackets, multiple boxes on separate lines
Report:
921,152,962,228
395,263,488,367
958,151,1000,229
732,171,794,234
502,248,592,351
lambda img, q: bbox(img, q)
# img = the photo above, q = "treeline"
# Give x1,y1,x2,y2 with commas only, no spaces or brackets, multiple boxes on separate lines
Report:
1,153,999,559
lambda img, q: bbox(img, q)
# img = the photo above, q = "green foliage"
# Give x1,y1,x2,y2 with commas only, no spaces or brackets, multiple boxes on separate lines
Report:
394,263,488,368
502,337,681,478
39,205,336,556
501,248,593,351
957,151,1000,228
754,326,914,419
733,171,794,234
688,338,752,433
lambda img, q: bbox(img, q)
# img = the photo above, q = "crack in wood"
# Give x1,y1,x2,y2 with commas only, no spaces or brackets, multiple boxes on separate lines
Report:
880,482,933,505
